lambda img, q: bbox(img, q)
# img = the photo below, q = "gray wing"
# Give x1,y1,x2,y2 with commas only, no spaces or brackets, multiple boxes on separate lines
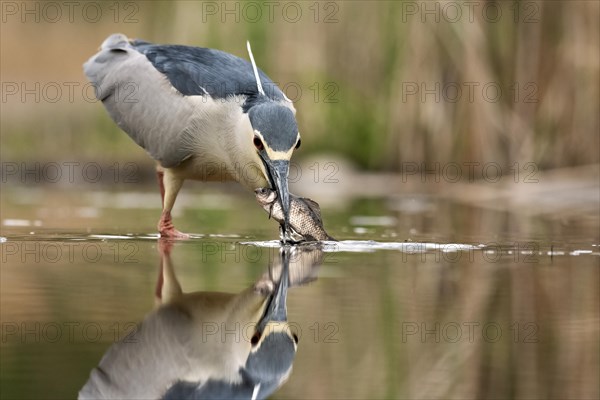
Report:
129,39,289,111
83,34,293,168
83,34,199,167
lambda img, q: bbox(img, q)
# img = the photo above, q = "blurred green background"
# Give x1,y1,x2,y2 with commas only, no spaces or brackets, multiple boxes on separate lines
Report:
2,0,598,172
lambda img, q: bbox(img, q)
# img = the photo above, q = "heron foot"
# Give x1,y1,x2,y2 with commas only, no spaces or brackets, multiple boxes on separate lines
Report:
159,226,190,239
158,211,190,239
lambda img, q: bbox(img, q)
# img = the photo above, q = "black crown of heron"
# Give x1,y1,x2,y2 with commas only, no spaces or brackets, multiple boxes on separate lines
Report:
84,34,300,239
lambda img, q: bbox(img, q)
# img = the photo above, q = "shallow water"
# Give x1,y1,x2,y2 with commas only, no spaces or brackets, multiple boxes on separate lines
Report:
1,187,599,399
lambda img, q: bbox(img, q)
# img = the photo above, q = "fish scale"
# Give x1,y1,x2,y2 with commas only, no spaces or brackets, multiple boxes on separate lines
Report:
255,188,335,242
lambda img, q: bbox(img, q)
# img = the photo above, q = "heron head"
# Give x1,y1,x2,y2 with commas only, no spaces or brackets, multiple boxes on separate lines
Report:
248,102,300,240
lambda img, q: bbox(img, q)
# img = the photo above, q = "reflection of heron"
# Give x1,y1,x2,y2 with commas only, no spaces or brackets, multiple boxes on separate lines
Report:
84,34,299,239
79,242,324,399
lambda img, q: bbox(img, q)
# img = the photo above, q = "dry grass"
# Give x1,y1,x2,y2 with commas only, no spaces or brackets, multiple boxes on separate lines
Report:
1,1,598,171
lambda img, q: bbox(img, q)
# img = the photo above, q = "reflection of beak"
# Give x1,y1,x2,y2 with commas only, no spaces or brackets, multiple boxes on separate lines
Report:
258,249,290,330
265,159,291,237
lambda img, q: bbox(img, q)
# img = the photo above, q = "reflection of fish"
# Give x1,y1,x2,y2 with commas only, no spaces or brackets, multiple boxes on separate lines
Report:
80,245,297,400
259,244,325,290
255,188,335,242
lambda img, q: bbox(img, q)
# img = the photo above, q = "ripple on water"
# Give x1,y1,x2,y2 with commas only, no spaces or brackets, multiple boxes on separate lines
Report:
241,240,481,253
240,239,600,257
1,232,597,258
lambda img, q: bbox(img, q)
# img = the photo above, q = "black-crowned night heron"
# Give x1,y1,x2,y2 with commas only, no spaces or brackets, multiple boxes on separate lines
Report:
79,244,305,400
84,34,300,239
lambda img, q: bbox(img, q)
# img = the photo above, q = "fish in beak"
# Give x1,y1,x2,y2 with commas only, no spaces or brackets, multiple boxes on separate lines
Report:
264,159,291,242
254,188,335,242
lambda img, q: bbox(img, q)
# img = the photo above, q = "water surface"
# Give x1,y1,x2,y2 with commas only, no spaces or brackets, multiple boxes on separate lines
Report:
1,187,598,399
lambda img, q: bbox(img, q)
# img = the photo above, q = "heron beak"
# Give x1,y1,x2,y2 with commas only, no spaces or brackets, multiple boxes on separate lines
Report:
265,159,291,239
258,249,290,330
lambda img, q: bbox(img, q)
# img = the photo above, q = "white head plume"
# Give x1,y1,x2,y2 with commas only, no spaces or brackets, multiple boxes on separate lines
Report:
247,41,265,96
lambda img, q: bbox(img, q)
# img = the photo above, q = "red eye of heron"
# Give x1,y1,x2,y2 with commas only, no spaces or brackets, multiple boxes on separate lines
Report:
295,139,301,149
253,137,264,150
251,332,261,346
